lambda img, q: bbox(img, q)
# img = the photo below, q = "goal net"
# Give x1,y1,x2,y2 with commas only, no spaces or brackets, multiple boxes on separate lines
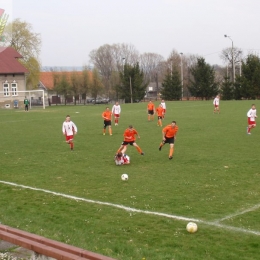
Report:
0,89,46,109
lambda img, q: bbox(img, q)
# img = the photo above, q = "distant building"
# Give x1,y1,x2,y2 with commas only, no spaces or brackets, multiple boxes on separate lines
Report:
0,47,29,108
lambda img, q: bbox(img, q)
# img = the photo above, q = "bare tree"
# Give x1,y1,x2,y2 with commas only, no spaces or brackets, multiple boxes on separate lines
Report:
220,47,243,81
89,43,139,99
139,52,164,84
90,68,104,103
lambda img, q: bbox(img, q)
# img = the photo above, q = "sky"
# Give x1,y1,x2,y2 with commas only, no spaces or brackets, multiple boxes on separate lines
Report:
1,0,260,67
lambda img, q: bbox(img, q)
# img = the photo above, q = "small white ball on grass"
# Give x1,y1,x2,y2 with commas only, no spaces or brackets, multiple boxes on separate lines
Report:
186,222,198,233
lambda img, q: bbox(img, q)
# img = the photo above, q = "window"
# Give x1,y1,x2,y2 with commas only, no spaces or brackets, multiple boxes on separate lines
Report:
3,83,9,96
11,83,17,96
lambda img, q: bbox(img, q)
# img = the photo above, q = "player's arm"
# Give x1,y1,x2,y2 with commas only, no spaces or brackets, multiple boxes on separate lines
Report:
62,123,66,135
73,123,77,134
162,129,166,140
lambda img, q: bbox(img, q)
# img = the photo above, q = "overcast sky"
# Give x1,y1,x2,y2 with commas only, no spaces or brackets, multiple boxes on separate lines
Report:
1,0,260,67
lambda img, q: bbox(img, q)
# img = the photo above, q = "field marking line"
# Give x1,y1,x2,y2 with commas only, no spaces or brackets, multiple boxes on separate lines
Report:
1,180,260,236
214,203,260,223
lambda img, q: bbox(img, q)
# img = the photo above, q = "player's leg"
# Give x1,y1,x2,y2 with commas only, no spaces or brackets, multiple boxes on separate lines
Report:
103,121,107,135
108,124,112,135
169,143,174,159
133,142,144,155
159,139,165,151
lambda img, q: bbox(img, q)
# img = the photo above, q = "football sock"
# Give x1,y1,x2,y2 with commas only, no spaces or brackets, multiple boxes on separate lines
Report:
136,146,142,154
109,128,112,135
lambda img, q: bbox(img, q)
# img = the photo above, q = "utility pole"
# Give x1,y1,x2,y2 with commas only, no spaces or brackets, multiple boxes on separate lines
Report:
224,35,235,83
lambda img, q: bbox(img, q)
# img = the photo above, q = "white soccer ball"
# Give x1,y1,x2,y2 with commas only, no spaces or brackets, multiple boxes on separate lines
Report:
121,173,128,181
186,222,198,233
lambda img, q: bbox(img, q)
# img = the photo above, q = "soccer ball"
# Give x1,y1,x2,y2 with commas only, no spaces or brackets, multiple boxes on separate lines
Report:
186,222,198,233
121,173,128,181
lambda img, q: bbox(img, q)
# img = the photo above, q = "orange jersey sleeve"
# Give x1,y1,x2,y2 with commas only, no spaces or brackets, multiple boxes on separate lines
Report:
163,125,178,138
124,129,137,142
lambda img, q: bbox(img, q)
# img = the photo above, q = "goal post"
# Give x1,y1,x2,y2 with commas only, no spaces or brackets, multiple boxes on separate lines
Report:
0,90,46,109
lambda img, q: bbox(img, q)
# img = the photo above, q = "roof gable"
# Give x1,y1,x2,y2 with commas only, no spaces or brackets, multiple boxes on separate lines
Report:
0,47,29,74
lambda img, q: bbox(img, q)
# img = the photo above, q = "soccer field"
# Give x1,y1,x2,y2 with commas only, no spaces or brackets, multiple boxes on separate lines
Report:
0,100,260,260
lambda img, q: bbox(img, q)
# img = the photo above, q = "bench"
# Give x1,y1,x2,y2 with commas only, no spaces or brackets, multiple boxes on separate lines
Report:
0,224,116,260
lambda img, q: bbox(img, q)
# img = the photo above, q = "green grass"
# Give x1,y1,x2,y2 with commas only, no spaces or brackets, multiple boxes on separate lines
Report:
0,100,260,260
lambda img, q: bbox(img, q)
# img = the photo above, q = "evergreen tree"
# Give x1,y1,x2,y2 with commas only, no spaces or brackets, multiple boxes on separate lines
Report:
120,63,147,103
221,76,233,100
240,54,260,99
188,58,218,100
161,70,182,100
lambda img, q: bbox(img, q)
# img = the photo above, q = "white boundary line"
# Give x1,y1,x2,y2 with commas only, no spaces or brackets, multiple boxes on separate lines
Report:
214,203,260,223
1,180,260,236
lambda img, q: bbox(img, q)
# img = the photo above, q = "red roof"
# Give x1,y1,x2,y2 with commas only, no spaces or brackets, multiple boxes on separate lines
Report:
40,71,92,90
0,47,29,74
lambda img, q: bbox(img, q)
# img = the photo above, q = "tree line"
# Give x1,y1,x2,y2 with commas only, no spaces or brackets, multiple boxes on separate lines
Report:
2,19,260,102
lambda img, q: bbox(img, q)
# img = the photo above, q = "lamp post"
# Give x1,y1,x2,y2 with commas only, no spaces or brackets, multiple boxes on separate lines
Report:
180,52,184,100
224,35,235,83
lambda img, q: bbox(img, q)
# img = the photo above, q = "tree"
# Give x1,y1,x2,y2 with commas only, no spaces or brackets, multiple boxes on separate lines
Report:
3,19,41,89
53,72,72,105
221,76,233,100
139,52,164,84
161,69,182,100
80,66,90,104
188,58,218,100
70,71,81,105
90,68,104,103
89,43,139,99
240,54,260,99
120,63,147,103
220,47,242,83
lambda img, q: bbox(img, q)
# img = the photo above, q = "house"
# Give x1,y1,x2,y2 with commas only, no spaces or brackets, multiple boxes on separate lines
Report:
39,71,92,105
0,47,29,109
145,82,162,101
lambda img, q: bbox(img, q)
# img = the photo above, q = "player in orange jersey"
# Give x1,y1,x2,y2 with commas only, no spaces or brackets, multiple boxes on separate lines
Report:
158,121,179,159
147,100,155,121
102,107,113,135
156,104,164,127
116,125,144,155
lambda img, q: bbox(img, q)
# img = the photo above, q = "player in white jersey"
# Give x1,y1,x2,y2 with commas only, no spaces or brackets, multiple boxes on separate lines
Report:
112,101,121,125
247,104,257,135
62,115,78,150
213,95,220,114
114,152,130,165
161,99,166,119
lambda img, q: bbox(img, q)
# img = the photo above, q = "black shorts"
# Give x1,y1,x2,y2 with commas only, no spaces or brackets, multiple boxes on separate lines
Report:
163,137,174,144
158,116,162,120
148,110,154,115
104,120,111,128
121,141,135,146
